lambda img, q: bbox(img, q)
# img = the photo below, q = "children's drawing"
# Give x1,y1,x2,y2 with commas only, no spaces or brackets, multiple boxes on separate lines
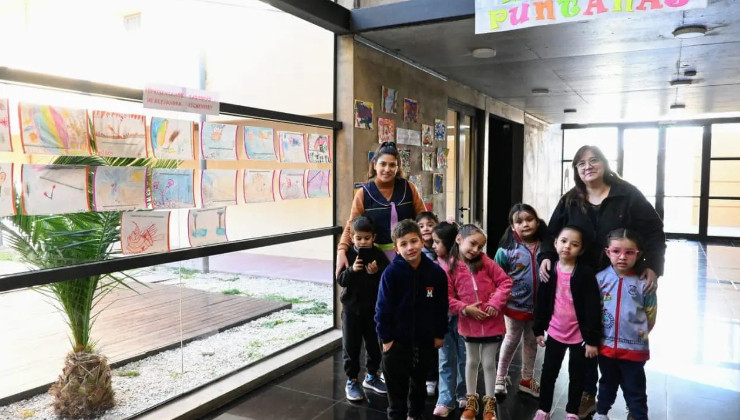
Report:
150,117,194,160
437,148,449,169
92,111,147,158
434,118,446,141
201,169,237,208
422,150,435,171
408,129,422,146
150,169,195,209
433,173,444,194
398,148,412,174
368,150,375,163
19,103,91,156
279,170,306,200
378,118,396,143
403,98,418,123
307,134,331,163
397,128,421,146
307,169,330,198
200,122,237,160
0,163,15,216
0,99,12,152
381,86,398,114
422,124,434,146
244,126,276,160
243,170,275,203
93,166,148,211
21,164,89,215
121,211,170,255
278,131,307,163
188,207,228,247
354,100,374,129
408,174,422,197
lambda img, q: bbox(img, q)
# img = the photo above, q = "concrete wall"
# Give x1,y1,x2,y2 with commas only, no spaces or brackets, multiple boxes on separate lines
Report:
522,115,563,221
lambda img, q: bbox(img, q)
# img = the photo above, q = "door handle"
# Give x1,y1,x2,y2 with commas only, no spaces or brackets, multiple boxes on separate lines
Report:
459,207,469,211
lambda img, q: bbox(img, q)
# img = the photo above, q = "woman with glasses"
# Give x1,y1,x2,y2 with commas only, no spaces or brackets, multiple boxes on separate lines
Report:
537,145,665,419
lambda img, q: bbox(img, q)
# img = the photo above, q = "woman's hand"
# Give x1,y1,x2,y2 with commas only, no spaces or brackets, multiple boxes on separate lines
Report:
585,344,599,358
464,302,489,321
335,250,349,277
382,341,394,352
539,259,552,282
641,268,658,294
536,335,546,347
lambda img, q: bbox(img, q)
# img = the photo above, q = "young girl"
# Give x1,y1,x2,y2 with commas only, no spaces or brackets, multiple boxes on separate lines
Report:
431,222,468,417
593,229,657,420
494,204,549,398
532,226,601,420
446,225,512,420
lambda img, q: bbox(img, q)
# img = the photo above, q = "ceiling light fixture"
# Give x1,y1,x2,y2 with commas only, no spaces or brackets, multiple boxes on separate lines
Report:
672,25,707,39
684,69,697,77
531,88,549,94
670,103,686,110
472,48,496,59
670,79,692,86
564,108,577,113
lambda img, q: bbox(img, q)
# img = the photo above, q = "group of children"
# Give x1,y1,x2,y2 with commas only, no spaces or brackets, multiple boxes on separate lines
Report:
337,205,657,420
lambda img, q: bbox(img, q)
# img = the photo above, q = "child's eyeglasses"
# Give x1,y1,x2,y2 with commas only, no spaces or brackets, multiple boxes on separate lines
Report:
605,247,639,257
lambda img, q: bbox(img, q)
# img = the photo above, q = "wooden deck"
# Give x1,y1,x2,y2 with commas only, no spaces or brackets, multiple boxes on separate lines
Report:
0,282,290,404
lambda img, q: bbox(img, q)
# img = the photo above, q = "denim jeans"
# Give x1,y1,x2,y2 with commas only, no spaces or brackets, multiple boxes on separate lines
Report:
436,316,467,408
597,356,648,420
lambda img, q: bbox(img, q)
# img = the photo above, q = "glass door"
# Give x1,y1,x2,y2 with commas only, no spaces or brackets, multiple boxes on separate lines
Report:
445,108,474,224
622,128,659,207
663,126,704,235
708,124,740,237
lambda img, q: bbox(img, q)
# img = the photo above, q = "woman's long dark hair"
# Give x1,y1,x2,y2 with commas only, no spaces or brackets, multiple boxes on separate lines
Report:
564,145,622,210
498,203,549,249
368,141,405,179
449,224,486,276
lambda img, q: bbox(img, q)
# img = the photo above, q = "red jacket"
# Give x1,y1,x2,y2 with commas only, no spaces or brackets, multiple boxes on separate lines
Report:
446,254,513,338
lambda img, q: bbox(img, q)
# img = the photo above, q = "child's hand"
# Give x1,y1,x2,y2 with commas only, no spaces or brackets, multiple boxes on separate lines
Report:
485,306,498,317
365,260,379,274
539,259,551,282
352,256,364,272
433,338,444,349
464,302,489,321
585,344,598,358
382,341,394,352
536,335,546,347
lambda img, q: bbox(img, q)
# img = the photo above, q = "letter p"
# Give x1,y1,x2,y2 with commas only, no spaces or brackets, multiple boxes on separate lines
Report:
488,9,508,30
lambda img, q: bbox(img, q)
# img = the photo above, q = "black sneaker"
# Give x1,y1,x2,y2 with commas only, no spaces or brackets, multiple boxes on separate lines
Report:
362,373,387,394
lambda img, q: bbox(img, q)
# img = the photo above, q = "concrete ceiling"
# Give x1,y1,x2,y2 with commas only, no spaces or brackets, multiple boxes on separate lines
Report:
359,0,740,124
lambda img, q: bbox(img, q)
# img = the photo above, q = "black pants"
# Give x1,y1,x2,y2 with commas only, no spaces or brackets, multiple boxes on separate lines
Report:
342,310,382,379
382,340,435,420
539,336,588,415
597,356,648,420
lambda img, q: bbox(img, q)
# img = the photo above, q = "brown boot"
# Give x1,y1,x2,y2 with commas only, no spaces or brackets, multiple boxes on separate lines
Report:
482,395,497,420
460,394,479,420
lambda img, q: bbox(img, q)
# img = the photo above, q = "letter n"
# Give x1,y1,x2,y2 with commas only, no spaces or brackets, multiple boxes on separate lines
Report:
534,0,555,20
613,0,634,11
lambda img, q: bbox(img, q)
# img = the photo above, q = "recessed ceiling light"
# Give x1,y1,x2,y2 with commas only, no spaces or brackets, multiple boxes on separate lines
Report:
672,25,707,39
670,79,692,86
670,103,686,110
472,48,496,59
564,108,577,113
531,88,549,94
684,69,697,77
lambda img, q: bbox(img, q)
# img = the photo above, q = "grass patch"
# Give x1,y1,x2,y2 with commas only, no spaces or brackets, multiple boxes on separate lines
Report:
294,301,332,315
0,251,18,261
19,409,35,418
263,294,312,304
222,289,242,295
222,275,241,282
247,340,262,348
263,319,296,328
178,267,200,279
116,370,141,377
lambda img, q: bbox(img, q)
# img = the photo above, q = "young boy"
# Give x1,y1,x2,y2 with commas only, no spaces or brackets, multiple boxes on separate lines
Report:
416,211,439,263
337,215,390,401
375,219,449,420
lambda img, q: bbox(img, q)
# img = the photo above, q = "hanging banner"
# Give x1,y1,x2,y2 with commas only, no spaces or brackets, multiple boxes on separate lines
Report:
475,0,708,34
144,84,219,115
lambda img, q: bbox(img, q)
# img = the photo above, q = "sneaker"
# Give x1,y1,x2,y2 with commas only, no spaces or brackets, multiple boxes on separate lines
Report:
460,394,479,420
362,374,387,394
592,414,610,420
494,375,511,395
577,392,596,418
532,409,551,420
426,381,437,397
433,405,451,417
458,398,467,409
482,395,497,420
345,379,363,401
518,377,541,398
565,414,580,420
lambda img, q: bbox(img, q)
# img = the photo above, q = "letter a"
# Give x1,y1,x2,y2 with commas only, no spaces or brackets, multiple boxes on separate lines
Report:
584,0,608,15
488,9,508,30
636,0,663,10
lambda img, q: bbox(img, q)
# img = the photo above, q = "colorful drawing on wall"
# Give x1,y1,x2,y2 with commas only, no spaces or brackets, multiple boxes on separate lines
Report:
403,98,418,123
307,134,331,163
21,164,89,215
150,168,195,209
244,126,276,160
0,163,15,216
188,207,228,247
150,117,194,160
354,100,374,129
279,169,306,200
381,86,398,114
433,173,444,194
243,169,275,203
434,118,446,141
424,200,434,212
92,111,147,158
422,124,434,146
278,131,307,163
437,148,449,169
93,166,148,211
422,150,435,171
121,211,170,255
408,174,422,197
368,150,375,163
398,148,412,174
378,118,396,143
19,103,91,156
201,169,237,208
307,169,330,198
0,99,12,152
201,122,238,160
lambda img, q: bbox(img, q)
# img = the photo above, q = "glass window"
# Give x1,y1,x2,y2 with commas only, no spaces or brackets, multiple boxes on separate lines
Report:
665,126,703,197
709,161,740,198
711,124,740,158
708,199,740,237
445,109,457,221
663,197,700,234
623,128,658,197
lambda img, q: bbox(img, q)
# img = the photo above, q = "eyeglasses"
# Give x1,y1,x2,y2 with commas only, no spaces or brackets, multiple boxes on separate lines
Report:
575,157,601,169
605,247,639,257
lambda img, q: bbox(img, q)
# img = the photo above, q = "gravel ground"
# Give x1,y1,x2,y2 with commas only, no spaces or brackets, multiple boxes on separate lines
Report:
0,268,334,420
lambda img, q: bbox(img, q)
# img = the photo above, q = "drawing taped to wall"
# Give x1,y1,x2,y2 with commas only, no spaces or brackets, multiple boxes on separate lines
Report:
0,163,14,216
307,134,331,163
243,169,275,203
201,169,237,208
422,150,435,171
381,86,398,114
306,169,330,198
279,169,306,200
201,122,238,160
278,131,307,163
93,166,148,211
150,117,194,160
188,206,228,247
422,124,434,146
378,118,395,143
403,98,418,123
21,164,90,215
0,99,12,152
19,103,91,156
408,174,422,197
437,147,449,169
354,100,373,129
244,126,276,160
150,168,195,209
398,148,411,175
434,118,446,141
121,211,170,255
433,173,444,195
92,111,147,158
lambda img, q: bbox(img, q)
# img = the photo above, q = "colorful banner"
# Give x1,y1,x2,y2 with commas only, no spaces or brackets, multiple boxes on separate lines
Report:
307,134,331,163
278,131,306,163
200,122,238,160
243,169,275,203
19,103,91,156
307,169,330,198
93,166,148,211
0,99,12,152
150,117,194,160
150,168,195,209
0,163,15,216
475,0,708,34
244,126,276,160
278,169,306,200
188,207,228,247
21,164,90,215
201,169,237,208
121,211,170,255
92,111,147,158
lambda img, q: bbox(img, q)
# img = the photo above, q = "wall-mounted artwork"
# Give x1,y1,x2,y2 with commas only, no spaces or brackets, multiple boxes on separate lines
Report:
201,122,238,160
243,169,275,203
398,148,412,174
307,134,331,163
368,150,375,163
0,163,15,216
19,103,91,156
403,98,418,123
396,128,420,146
378,118,396,143
408,129,421,146
121,211,170,255
278,131,307,163
21,164,89,215
0,99,12,152
92,111,147,158
422,124,434,146
150,168,195,209
201,169,237,208
307,169,330,198
437,148,449,169
188,207,228,247
150,117,194,160
422,150,435,172
93,166,148,211
433,173,444,194
354,100,373,129
408,174,422,197
381,86,398,114
279,169,306,200
244,126,276,160
434,118,446,141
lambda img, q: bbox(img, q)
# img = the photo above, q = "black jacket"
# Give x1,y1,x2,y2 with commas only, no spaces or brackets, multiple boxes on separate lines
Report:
539,180,666,276
533,263,602,346
336,245,390,315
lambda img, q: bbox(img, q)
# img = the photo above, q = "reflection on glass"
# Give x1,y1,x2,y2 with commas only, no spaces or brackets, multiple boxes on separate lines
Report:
459,115,472,224
665,126,703,197
623,129,658,197
445,109,457,222
710,124,740,158
563,128,618,161
710,161,740,198
663,197,700,234
708,199,740,237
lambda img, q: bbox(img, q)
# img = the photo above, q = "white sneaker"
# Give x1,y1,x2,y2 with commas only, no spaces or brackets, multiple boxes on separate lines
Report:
426,381,437,396
592,414,610,420
494,375,511,395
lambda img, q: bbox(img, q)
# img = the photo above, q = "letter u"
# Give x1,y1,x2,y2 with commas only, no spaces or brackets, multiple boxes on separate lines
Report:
509,4,531,25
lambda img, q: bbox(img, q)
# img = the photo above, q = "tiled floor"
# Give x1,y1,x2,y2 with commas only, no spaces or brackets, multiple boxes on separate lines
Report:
203,240,740,420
